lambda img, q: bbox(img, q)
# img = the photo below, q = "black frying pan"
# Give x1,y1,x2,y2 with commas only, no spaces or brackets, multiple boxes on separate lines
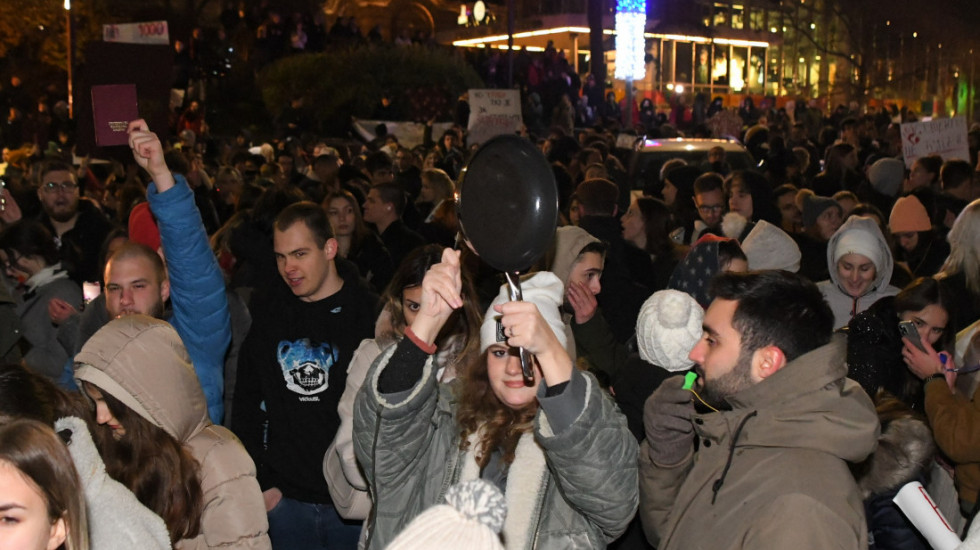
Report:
457,134,558,382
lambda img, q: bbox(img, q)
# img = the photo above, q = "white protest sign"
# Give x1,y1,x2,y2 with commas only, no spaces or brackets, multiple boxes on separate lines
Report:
893,481,961,550
103,21,170,45
900,116,969,168
467,89,522,146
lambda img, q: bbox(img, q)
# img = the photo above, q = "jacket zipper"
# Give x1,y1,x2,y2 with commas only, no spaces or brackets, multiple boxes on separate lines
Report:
528,471,550,549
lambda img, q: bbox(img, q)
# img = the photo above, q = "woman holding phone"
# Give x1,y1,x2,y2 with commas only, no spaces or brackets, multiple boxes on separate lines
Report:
846,277,953,410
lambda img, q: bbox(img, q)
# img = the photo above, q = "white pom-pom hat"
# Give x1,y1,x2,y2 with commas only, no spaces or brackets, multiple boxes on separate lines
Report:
636,290,704,372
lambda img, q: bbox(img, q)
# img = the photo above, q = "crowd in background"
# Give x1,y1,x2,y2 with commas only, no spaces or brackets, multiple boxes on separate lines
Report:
3,23,980,549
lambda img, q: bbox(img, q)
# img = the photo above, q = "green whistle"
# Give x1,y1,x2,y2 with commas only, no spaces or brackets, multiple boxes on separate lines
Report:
683,371,698,390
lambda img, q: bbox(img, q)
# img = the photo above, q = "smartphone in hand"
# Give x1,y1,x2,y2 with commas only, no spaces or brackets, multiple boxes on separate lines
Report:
899,320,926,352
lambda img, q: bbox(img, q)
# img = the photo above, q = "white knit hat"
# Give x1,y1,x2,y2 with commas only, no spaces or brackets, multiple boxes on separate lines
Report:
386,480,506,550
636,290,704,372
480,272,566,352
834,226,883,271
741,220,801,272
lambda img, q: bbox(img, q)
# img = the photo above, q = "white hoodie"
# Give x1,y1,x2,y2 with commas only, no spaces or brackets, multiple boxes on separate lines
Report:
817,216,900,329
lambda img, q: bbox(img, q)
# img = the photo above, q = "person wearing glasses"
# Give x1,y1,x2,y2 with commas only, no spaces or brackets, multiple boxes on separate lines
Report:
691,173,726,241
0,220,82,380
35,160,115,285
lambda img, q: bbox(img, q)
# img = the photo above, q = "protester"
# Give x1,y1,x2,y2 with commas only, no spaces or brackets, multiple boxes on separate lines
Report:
847,277,952,410
818,215,900,329
793,189,843,282
324,189,393,292
0,363,172,550
0,419,90,550
353,250,638,549
75,315,270,549
0,220,81,379
233,202,377,549
639,270,878,548
325,244,481,521
620,196,684,292
936,198,980,334
889,194,949,278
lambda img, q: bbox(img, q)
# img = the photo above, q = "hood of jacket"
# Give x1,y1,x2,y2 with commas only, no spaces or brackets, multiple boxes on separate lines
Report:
826,215,894,296
74,315,208,443
717,334,880,464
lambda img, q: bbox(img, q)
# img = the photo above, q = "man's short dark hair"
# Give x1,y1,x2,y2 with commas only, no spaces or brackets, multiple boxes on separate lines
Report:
372,182,407,216
693,172,724,196
38,160,74,183
365,151,393,176
710,270,834,363
940,160,974,191
575,178,619,216
840,117,858,133
274,201,334,248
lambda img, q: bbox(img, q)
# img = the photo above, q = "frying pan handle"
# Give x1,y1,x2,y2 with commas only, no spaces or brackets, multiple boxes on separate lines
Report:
505,272,535,385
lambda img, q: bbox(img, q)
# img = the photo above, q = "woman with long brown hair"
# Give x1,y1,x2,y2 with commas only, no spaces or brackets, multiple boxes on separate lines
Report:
353,249,638,549
74,315,270,549
324,189,393,292
325,244,482,521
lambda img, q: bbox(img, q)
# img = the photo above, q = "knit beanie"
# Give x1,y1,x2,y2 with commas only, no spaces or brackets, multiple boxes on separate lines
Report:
801,192,842,228
386,480,506,550
867,157,906,198
834,225,883,271
741,220,801,272
128,202,161,251
480,272,566,352
636,290,703,371
550,226,600,287
667,234,729,308
889,195,932,233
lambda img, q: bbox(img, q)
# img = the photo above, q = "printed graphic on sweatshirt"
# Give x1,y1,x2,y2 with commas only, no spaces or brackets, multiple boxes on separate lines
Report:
277,339,338,397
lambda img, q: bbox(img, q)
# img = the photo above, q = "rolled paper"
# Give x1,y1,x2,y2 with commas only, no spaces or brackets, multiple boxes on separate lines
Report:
893,481,961,550
683,371,697,391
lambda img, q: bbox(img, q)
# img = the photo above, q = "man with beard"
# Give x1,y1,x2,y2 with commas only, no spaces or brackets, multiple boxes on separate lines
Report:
36,160,114,285
60,120,229,424
637,270,879,549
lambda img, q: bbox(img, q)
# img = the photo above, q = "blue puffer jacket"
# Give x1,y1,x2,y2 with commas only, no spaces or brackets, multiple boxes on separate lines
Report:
148,175,230,423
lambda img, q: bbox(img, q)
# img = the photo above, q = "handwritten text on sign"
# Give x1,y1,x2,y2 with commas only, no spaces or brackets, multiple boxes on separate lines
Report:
900,117,969,168
468,89,522,145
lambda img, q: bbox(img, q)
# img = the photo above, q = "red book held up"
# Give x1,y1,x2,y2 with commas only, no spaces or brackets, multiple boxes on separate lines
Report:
91,84,139,147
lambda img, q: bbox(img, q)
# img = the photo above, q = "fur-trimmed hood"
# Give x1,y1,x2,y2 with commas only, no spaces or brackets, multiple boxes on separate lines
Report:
856,416,935,498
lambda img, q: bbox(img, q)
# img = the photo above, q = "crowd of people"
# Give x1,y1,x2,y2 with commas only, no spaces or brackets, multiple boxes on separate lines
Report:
2,57,980,550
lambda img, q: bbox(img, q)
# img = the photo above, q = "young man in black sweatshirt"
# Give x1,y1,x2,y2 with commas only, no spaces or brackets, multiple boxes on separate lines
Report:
233,201,377,549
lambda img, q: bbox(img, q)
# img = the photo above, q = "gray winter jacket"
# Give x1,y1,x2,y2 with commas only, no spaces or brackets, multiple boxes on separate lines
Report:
353,342,638,550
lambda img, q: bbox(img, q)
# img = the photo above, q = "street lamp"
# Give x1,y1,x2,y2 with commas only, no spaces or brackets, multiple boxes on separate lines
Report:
65,0,73,118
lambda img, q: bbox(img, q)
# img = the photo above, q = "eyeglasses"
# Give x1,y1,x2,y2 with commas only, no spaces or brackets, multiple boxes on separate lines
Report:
41,181,78,194
697,204,724,214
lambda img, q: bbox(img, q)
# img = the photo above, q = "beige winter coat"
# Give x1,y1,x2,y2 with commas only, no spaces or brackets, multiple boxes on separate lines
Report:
75,315,271,550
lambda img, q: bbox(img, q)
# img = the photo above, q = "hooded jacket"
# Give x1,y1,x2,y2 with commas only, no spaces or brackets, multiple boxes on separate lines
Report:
638,335,880,549
74,316,270,550
818,216,900,329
